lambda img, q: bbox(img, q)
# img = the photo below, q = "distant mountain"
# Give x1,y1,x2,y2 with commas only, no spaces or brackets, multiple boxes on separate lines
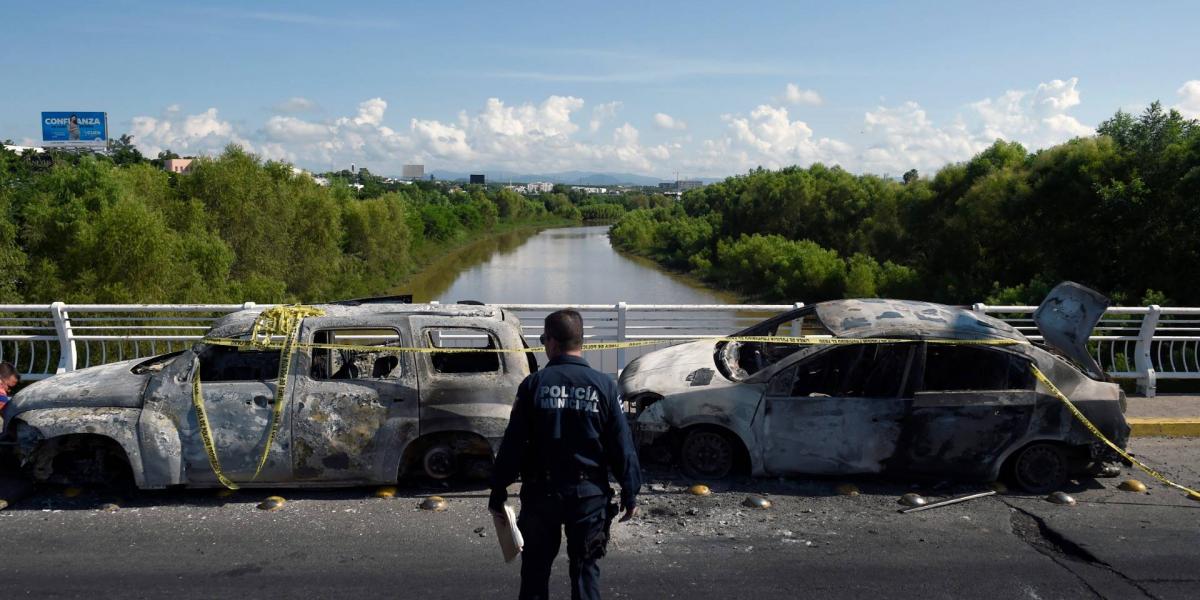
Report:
426,170,684,186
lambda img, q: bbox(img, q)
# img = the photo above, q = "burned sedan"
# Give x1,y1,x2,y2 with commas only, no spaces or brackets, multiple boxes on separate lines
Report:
1,302,533,488
620,282,1130,493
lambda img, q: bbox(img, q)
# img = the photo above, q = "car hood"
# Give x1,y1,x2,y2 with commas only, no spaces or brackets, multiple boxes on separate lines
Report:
1034,281,1110,380
619,340,729,397
6,359,151,415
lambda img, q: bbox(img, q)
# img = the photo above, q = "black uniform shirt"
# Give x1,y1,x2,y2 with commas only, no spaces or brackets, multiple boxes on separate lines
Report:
491,355,642,509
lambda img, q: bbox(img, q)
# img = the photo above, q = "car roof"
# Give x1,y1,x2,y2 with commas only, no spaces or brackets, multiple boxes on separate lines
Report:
814,298,1026,341
206,303,504,339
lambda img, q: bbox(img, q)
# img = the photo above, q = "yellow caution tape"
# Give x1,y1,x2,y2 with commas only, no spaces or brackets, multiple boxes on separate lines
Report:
192,305,325,489
191,371,240,490
1032,366,1200,499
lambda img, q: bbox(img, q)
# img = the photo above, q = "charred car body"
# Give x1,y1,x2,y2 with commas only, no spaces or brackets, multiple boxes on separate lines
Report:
1,303,533,488
620,282,1130,493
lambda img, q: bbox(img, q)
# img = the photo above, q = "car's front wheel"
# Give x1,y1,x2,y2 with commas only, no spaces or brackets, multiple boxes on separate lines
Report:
1011,442,1070,494
679,428,736,480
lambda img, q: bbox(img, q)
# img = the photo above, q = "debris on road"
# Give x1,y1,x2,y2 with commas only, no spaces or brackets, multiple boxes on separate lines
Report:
258,496,286,511
420,496,448,511
741,495,771,509
688,484,711,496
1045,491,1076,506
898,490,996,514
1118,479,1147,492
898,493,927,507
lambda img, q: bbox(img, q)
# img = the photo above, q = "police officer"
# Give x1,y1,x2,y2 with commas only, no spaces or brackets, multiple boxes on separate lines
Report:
489,309,642,600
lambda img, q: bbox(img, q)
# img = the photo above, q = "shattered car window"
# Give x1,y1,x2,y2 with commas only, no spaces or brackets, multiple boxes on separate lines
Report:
427,327,501,374
921,346,1034,391
720,309,834,380
786,344,912,398
198,346,280,381
310,328,404,380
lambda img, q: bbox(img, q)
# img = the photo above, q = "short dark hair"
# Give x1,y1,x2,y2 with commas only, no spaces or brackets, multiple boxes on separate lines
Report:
0,361,19,384
544,310,584,351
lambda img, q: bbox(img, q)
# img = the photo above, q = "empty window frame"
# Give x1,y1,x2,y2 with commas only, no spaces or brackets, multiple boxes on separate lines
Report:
310,328,405,380
426,327,501,374
921,345,1034,391
789,344,912,398
198,345,280,382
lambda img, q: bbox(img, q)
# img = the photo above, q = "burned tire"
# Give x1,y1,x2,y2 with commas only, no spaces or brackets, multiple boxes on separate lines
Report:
423,444,458,480
1011,442,1070,494
38,435,134,489
679,428,736,480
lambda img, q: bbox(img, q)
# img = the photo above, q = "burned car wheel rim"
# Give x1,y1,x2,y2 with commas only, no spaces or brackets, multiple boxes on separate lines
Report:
1013,443,1069,493
423,445,457,479
681,431,734,479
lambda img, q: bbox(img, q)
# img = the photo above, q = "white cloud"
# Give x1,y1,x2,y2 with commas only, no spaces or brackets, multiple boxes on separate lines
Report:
784,84,823,106
653,112,687,130
589,101,622,133
272,97,319,114
129,106,250,157
1176,80,1200,119
126,77,1109,178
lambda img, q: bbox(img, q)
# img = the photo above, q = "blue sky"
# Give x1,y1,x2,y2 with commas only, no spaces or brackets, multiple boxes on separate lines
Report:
2,0,1198,177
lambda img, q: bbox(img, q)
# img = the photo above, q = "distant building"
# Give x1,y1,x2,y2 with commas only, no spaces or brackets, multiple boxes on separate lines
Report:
575,186,608,194
469,174,485,185
163,158,193,174
527,181,554,193
402,164,424,180
2,144,43,154
658,180,704,193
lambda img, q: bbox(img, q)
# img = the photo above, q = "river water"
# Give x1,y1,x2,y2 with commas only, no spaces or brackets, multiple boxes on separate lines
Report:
403,225,736,305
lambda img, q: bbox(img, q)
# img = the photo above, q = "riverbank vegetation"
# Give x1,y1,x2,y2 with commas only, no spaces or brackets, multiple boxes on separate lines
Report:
0,146,572,303
611,102,1200,305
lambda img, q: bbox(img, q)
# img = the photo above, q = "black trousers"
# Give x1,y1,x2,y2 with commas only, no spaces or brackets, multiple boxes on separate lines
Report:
516,491,608,600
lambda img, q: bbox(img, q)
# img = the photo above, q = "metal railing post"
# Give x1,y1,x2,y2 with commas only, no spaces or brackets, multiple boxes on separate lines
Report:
790,302,805,337
971,302,987,315
616,302,628,375
1134,305,1160,397
50,302,77,374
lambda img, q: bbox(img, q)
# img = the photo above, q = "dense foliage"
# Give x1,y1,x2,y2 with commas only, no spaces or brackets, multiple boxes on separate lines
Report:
611,103,1200,305
0,146,570,303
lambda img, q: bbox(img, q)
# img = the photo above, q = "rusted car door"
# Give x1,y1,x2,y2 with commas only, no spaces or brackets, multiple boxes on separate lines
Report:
152,345,294,485
760,344,914,475
289,320,419,483
406,315,523,441
899,344,1037,477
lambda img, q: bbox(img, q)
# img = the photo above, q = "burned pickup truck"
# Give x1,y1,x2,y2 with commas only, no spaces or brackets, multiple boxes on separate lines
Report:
620,282,1130,493
1,302,533,488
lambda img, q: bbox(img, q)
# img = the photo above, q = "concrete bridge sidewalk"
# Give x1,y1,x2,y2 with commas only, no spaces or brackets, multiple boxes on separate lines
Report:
1126,394,1200,437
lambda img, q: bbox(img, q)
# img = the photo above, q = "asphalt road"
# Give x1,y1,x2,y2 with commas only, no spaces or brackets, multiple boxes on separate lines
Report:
1,438,1198,600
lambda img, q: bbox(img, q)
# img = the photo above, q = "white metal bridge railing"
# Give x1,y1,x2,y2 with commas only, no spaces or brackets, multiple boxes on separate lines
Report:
0,302,1194,397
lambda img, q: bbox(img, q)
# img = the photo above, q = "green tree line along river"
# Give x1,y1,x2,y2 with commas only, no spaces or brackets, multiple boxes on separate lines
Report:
1,101,1196,306
612,102,1200,305
0,145,675,304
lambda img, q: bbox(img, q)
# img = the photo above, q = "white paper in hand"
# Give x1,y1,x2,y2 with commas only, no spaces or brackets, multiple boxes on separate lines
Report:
492,504,524,563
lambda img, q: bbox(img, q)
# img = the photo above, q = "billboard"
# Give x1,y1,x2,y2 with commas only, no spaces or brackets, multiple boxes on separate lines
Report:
469,174,485,185
41,112,108,144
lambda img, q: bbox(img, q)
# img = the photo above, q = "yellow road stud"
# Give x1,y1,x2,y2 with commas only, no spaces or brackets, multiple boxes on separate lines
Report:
374,486,397,499
420,496,448,511
1046,491,1076,506
1118,479,1148,493
257,496,286,511
898,493,927,507
0,499,8,511
742,495,771,509
835,483,860,497
687,484,711,496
